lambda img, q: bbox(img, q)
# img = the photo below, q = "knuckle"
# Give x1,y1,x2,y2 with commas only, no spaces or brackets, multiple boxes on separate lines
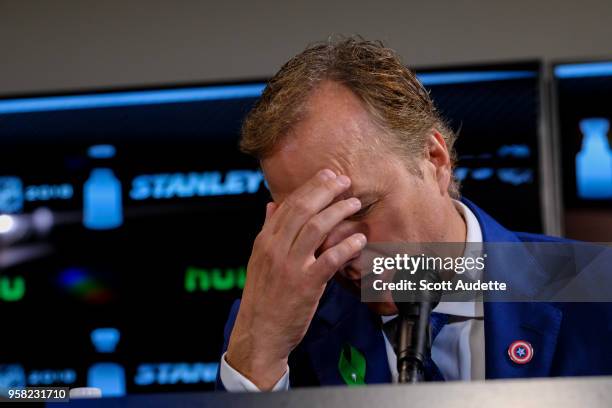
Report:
254,231,266,246
288,197,312,215
255,236,274,258
342,199,357,213
323,252,340,269
304,217,325,236
340,240,355,257
313,177,337,196
283,196,298,209
347,236,359,251
324,178,342,192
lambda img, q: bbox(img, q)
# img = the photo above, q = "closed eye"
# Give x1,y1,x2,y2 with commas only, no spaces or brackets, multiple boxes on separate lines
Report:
349,202,375,220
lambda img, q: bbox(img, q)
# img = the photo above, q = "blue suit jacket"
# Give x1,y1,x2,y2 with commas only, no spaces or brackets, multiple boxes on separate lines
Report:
216,198,612,389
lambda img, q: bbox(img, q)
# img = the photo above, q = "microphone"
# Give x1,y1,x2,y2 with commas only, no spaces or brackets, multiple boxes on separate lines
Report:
391,268,442,383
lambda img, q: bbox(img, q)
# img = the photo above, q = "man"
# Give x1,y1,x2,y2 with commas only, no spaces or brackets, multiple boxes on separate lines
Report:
216,38,612,391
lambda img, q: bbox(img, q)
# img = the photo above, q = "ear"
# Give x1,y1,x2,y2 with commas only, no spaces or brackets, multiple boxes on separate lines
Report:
425,129,452,196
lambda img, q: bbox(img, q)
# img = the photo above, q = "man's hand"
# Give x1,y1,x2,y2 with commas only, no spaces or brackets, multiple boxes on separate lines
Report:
225,169,366,390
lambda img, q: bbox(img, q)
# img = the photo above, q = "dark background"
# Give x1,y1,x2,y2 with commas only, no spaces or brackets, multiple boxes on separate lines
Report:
0,62,545,395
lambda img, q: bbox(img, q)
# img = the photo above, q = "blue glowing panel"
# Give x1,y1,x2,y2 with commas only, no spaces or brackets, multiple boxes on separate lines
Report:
498,168,533,186
555,60,612,206
133,363,219,386
129,170,265,200
454,167,469,181
0,365,27,390
91,328,121,353
555,62,612,79
0,84,266,114
88,145,117,159
498,144,531,158
0,176,23,213
83,168,123,230
417,71,535,86
470,168,494,180
576,118,612,199
87,363,126,398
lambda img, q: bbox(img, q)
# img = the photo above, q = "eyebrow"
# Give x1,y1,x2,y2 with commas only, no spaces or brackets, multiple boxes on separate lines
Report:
336,190,378,204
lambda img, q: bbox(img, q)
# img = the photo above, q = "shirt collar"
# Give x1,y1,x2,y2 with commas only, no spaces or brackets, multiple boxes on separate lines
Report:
433,199,484,317
454,199,483,243
380,199,485,320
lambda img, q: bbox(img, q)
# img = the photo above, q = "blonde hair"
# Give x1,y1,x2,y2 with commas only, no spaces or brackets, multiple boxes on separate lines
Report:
240,36,459,198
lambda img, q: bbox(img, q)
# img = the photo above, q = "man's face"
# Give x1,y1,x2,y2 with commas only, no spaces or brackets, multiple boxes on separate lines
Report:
261,80,456,315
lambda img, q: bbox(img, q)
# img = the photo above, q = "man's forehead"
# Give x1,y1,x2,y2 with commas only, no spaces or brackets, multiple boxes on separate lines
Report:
263,164,356,203
259,80,390,202
265,179,378,206
262,158,384,206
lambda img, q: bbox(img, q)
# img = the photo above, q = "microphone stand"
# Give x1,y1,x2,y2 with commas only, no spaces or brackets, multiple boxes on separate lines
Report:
396,301,433,383
393,269,441,384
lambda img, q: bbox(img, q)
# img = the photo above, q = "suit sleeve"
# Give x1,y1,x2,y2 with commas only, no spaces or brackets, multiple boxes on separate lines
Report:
215,299,290,391
215,299,241,390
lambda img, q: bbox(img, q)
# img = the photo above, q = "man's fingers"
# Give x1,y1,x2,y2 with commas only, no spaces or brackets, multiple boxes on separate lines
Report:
263,169,334,234
317,219,363,256
311,233,367,285
271,169,351,244
291,197,361,259
264,202,278,224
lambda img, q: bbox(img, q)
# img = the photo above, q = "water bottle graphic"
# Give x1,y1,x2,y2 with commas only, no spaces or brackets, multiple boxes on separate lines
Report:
576,118,612,199
87,328,125,397
87,363,126,397
83,168,123,229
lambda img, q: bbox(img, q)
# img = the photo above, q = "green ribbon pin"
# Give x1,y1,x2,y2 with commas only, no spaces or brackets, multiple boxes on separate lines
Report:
338,343,366,386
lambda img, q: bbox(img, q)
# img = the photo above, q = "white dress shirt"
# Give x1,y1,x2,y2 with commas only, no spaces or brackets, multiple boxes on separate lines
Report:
220,200,485,390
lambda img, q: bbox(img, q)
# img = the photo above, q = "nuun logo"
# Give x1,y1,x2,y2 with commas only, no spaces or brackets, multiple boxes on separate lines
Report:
91,328,120,353
184,266,246,292
576,118,612,199
83,145,123,230
0,275,25,302
0,177,23,213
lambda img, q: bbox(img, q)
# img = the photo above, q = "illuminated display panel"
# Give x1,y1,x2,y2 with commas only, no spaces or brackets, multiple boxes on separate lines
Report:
0,83,268,395
0,65,545,396
417,61,544,233
554,61,612,207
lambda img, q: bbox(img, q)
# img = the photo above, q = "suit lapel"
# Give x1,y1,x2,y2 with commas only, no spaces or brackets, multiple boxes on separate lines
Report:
484,302,562,378
304,198,565,384
305,281,391,386
463,198,564,379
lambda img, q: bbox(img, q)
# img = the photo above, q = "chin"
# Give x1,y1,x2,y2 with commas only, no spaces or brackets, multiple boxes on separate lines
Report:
365,301,398,316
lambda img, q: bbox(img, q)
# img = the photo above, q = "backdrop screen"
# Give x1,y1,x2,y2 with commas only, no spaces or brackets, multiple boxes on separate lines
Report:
554,61,612,207
419,61,543,231
0,63,544,396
